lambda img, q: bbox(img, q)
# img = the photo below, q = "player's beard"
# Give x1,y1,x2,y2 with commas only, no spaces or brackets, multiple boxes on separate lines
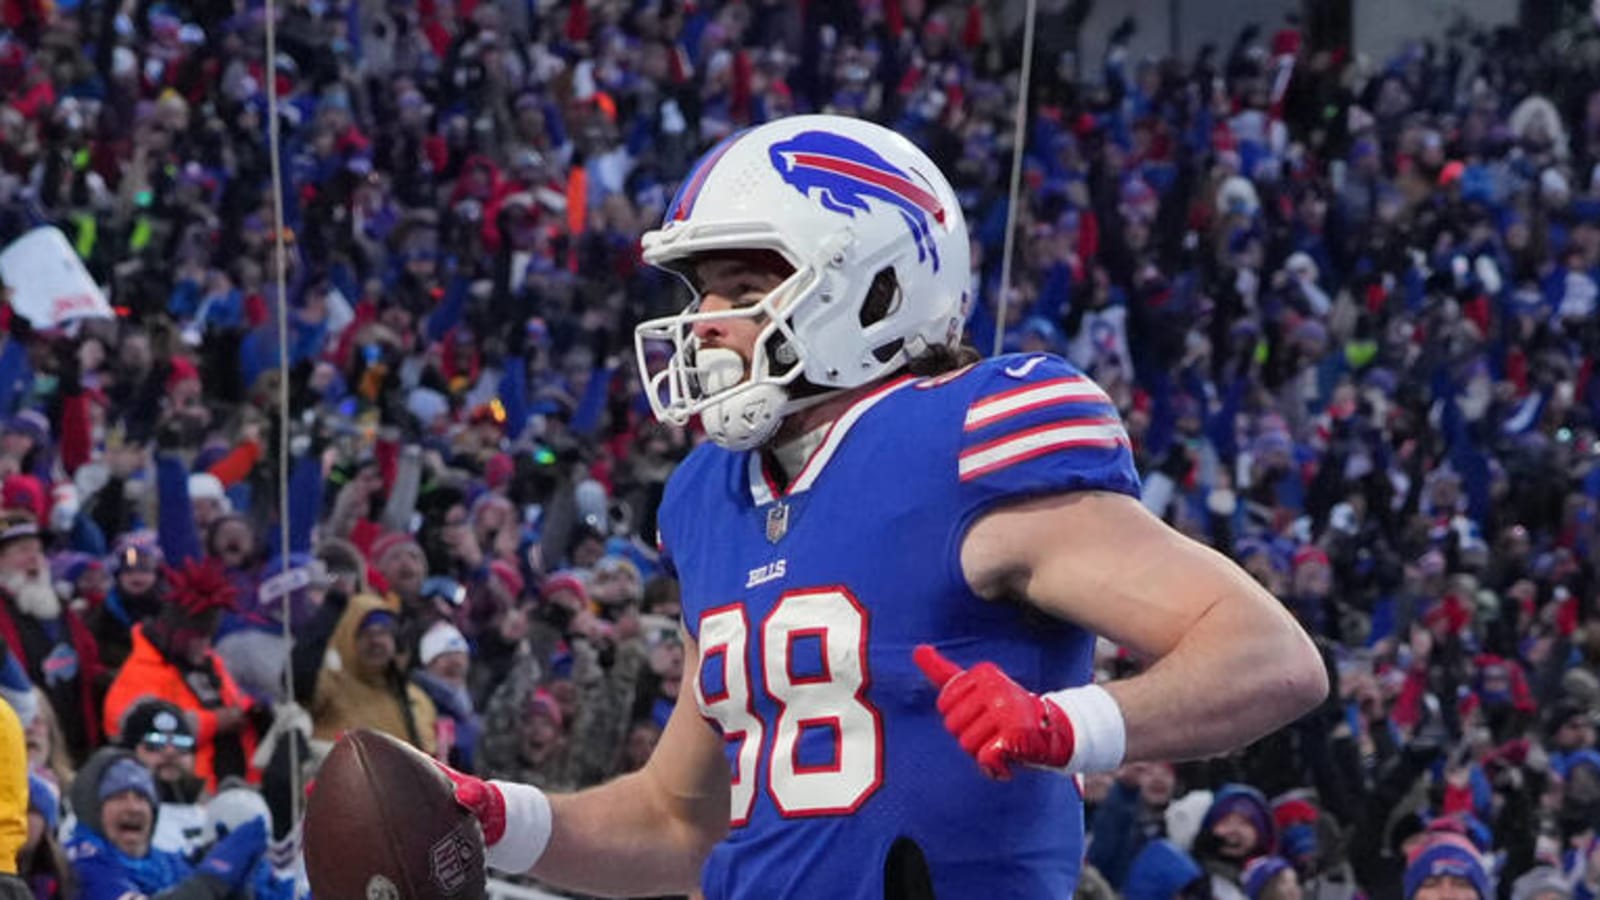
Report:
0,568,60,619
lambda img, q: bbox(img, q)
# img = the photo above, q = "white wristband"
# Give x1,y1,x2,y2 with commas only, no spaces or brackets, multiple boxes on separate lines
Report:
1043,683,1127,775
485,780,553,874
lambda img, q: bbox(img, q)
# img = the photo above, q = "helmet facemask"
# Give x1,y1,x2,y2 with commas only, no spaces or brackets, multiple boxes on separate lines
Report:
635,260,832,451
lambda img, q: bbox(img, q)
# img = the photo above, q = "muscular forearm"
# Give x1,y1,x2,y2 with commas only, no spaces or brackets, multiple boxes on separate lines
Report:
1105,590,1327,763
534,771,719,896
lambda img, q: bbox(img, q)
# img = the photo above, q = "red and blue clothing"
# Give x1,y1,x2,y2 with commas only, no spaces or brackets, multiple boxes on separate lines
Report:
658,354,1139,899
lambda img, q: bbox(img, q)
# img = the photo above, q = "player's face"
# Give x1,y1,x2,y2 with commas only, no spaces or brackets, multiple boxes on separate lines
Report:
1413,876,1480,900
100,791,154,857
688,253,793,370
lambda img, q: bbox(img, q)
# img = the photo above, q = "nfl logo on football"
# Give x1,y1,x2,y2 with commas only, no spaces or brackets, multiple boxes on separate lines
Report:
430,830,476,895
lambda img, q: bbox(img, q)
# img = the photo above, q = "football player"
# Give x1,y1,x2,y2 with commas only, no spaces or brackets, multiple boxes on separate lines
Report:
440,114,1327,898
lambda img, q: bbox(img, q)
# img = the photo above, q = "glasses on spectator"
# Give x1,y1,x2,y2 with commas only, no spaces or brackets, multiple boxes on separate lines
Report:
142,732,196,752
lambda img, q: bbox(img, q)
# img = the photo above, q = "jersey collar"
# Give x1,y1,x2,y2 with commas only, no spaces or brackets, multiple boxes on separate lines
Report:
747,374,917,505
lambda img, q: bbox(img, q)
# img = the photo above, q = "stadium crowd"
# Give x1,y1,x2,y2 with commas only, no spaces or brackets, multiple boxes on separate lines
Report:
1,0,1600,897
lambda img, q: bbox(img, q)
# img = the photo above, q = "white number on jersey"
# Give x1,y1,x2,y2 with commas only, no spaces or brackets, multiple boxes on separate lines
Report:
696,588,883,823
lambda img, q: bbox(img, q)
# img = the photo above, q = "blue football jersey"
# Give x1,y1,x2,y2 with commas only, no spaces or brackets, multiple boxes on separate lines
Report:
656,353,1141,900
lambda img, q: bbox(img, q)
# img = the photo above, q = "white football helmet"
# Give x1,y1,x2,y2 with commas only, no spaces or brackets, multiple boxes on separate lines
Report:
634,114,971,450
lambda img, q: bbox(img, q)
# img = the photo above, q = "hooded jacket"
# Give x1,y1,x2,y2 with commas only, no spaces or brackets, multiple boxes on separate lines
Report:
310,593,436,753
65,749,227,900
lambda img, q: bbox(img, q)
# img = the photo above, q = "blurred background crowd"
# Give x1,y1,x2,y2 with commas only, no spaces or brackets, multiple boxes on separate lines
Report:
1,0,1600,897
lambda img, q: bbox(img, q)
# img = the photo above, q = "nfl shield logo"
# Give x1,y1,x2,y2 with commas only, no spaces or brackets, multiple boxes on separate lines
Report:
766,503,790,544
429,828,476,895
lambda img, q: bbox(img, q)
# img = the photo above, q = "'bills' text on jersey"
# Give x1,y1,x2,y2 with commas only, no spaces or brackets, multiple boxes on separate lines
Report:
656,353,1141,899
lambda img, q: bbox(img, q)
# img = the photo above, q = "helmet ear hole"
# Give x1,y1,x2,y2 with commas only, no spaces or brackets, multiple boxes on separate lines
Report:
859,267,901,328
860,267,905,364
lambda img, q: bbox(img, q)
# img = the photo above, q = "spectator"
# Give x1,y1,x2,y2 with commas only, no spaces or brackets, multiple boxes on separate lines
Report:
1090,762,1179,888
203,782,294,900
214,554,331,703
1402,833,1490,900
1244,856,1302,900
5,3,1600,896
19,772,68,899
88,538,164,669
412,621,481,771
66,749,268,900
1196,785,1279,900
302,592,436,754
0,512,101,763
116,699,208,858
102,560,264,790
20,691,68,792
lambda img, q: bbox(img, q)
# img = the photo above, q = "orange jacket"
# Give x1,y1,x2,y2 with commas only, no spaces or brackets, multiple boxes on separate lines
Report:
102,624,261,790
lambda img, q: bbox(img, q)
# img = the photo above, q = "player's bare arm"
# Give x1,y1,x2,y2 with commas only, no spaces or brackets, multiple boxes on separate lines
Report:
535,632,728,893
955,489,1328,763
447,632,729,895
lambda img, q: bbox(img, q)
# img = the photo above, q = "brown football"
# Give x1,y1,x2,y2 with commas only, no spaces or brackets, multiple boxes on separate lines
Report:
303,729,486,900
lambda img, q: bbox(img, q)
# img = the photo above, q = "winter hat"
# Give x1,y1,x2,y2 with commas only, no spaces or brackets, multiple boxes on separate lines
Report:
207,778,272,839
118,698,194,749
112,536,163,574
1243,856,1294,899
98,757,158,807
188,473,231,512
484,453,514,490
164,558,238,618
1272,793,1320,863
368,531,421,566
419,622,469,666
358,608,398,633
165,356,200,391
541,572,588,605
2,475,46,525
1404,834,1490,900
28,772,58,831
0,511,39,549
489,560,525,599
3,410,49,444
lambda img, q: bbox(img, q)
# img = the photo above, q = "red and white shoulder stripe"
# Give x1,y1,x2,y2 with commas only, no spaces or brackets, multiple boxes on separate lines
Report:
963,375,1113,431
958,361,1128,483
958,418,1129,481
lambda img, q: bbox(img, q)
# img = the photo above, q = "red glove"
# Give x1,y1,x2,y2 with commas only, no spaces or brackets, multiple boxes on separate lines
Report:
914,644,1076,779
436,761,508,846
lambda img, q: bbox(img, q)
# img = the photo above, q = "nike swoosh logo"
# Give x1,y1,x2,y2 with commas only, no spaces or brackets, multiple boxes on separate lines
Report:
1003,356,1047,379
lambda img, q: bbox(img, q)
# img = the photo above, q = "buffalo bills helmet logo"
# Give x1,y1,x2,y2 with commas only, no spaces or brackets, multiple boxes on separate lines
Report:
770,131,947,271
